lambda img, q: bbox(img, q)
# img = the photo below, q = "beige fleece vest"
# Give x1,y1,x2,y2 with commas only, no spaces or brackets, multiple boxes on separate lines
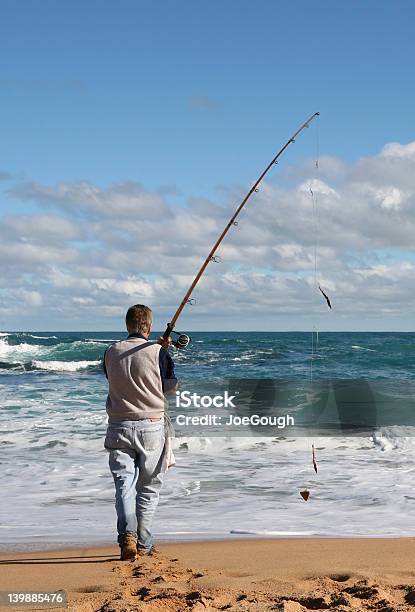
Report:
105,337,165,422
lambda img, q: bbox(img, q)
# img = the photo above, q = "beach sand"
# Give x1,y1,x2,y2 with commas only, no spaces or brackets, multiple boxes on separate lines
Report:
2,538,415,611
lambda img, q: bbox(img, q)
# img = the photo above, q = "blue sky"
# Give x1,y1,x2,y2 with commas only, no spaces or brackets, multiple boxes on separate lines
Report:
1,1,415,331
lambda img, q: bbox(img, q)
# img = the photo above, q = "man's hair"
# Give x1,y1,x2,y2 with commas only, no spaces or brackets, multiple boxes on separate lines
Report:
125,304,153,334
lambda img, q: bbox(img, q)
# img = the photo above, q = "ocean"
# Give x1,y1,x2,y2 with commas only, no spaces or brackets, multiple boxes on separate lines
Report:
1,330,415,550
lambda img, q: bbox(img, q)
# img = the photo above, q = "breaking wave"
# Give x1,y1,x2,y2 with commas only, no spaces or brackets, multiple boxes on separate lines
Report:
31,360,101,372
0,332,115,374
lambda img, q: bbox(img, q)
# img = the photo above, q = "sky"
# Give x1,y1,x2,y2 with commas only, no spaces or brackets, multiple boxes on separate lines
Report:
1,0,415,331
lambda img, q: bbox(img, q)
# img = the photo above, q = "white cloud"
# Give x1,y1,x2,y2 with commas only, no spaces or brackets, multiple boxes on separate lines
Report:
380,142,415,159
13,289,43,307
93,278,154,298
1,214,82,242
372,186,406,210
0,242,78,265
10,181,172,220
3,140,415,329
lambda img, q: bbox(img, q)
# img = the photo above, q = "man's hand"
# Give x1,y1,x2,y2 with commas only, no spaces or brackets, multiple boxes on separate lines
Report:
157,335,172,350
165,382,179,395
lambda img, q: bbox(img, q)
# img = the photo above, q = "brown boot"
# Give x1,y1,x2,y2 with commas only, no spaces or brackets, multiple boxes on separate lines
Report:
119,534,137,561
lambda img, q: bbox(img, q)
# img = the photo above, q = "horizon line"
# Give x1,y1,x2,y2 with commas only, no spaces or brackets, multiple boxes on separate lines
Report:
2,329,415,334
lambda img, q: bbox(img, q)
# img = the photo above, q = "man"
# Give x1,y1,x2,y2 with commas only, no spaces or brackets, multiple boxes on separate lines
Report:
103,304,177,561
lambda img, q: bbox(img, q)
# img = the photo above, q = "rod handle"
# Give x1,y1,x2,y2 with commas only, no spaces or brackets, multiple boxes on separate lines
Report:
163,323,174,341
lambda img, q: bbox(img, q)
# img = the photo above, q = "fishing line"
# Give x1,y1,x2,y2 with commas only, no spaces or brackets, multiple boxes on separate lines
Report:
302,119,321,501
310,117,321,381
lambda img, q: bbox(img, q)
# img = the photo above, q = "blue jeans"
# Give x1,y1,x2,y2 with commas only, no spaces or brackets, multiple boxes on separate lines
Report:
104,419,165,552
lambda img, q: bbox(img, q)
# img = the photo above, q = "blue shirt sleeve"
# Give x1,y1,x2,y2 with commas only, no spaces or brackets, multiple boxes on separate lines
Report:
159,347,178,393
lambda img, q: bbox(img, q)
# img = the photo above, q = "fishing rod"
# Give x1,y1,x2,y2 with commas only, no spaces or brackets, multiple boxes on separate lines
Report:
163,111,320,349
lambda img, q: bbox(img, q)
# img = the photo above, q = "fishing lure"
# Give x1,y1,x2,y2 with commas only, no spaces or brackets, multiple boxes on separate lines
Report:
312,444,318,473
300,446,318,502
318,285,332,310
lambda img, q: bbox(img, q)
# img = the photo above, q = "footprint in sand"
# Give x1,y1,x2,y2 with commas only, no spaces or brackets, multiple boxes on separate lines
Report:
329,573,352,583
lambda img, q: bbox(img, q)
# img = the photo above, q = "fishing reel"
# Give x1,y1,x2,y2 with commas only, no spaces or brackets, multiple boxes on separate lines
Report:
171,331,191,349
163,324,191,350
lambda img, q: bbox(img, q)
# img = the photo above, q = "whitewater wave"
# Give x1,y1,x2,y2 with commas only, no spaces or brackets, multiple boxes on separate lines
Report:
85,338,117,343
352,345,376,352
230,529,320,536
0,339,48,360
371,426,415,452
0,334,108,373
31,360,101,372
28,334,58,340
171,434,376,455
